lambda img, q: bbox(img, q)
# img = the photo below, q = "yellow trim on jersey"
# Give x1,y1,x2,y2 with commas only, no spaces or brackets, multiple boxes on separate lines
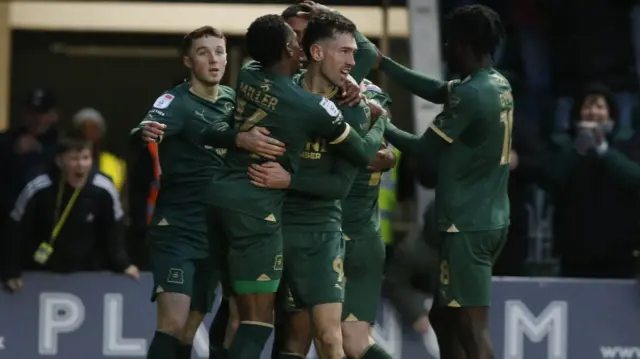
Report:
329,123,351,144
301,78,339,99
429,123,453,143
447,80,455,92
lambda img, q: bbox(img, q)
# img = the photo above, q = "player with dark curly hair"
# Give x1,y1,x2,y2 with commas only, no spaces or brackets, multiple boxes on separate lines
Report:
205,14,386,359
248,10,387,359
374,5,510,359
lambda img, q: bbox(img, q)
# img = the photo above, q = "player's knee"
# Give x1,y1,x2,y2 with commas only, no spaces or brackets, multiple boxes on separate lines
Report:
180,311,205,343
235,293,276,323
315,327,342,350
157,314,187,337
156,293,191,335
341,325,370,358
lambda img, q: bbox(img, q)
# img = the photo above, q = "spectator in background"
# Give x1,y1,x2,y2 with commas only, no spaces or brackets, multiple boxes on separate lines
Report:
1,134,138,292
0,89,59,228
72,108,127,193
539,84,640,279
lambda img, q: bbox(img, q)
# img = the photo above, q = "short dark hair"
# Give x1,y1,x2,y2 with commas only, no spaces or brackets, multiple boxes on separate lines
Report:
281,5,305,20
246,14,293,68
571,83,620,124
180,26,225,56
444,5,504,59
302,12,356,60
56,132,93,156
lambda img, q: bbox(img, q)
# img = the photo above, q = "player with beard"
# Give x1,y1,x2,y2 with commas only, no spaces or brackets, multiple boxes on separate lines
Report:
246,12,396,359
132,26,286,359
374,5,511,359
204,13,387,359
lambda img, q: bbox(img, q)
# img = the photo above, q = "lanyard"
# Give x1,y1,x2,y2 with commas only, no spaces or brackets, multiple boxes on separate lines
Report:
50,177,83,244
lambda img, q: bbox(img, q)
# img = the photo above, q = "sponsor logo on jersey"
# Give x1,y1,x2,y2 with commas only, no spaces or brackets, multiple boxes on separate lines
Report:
320,97,340,117
224,101,234,114
153,94,175,109
365,84,382,93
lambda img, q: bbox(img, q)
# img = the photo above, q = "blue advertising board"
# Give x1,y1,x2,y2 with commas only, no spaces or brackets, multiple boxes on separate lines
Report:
0,273,638,359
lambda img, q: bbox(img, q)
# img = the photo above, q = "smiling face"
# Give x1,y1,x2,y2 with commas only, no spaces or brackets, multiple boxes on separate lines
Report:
309,31,357,87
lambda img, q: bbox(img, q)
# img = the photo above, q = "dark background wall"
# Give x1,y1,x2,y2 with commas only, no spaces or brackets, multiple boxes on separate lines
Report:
10,30,413,161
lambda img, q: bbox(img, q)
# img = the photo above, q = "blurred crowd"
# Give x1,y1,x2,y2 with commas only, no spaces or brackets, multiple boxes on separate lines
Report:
0,0,639,336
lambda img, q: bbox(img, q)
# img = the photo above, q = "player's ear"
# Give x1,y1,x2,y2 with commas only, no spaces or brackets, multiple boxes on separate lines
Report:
285,41,295,58
182,55,193,70
309,43,323,62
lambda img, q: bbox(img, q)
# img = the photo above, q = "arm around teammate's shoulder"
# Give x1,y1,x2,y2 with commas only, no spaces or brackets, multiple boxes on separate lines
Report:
378,56,452,104
303,95,383,167
331,118,387,167
350,30,377,83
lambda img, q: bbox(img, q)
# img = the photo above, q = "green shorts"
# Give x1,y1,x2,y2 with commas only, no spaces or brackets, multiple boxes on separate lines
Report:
342,232,385,324
435,228,507,308
148,226,218,313
282,228,345,309
214,207,283,295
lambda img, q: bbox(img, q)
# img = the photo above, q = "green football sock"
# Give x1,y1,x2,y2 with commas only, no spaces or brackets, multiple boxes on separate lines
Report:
176,344,192,359
147,331,180,359
360,344,393,359
277,353,305,359
228,322,272,359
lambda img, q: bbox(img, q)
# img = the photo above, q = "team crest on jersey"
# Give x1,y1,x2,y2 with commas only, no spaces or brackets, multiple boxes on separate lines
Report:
224,101,234,114
153,94,174,109
260,79,272,92
320,97,340,117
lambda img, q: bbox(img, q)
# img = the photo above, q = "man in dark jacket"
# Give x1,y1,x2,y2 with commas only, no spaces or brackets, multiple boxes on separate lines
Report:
0,89,60,229
2,134,139,292
540,84,640,278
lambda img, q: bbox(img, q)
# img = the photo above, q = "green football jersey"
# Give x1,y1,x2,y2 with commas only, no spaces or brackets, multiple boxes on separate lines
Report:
208,61,372,221
428,68,513,232
281,74,379,231
131,82,235,233
341,84,393,236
